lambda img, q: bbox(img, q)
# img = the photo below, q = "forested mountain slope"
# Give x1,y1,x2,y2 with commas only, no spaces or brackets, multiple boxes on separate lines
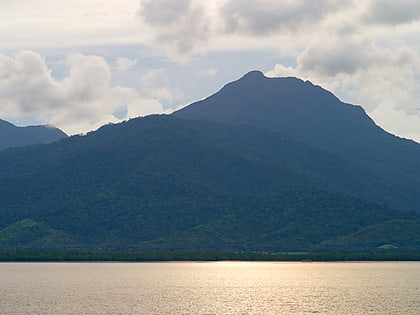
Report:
175,71,420,211
0,72,419,252
0,118,67,150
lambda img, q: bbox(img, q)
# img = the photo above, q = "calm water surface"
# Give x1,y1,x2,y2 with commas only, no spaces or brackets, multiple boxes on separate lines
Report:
0,261,419,314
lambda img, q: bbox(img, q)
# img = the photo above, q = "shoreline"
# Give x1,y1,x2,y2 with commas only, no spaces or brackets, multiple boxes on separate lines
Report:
1,252,419,262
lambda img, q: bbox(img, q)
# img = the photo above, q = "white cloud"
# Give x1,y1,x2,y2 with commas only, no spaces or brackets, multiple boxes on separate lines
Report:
0,51,164,135
297,39,373,76
135,0,353,59
2,0,420,141
140,68,183,106
0,51,62,113
126,98,167,118
370,102,420,141
137,0,211,59
115,57,138,73
265,64,299,78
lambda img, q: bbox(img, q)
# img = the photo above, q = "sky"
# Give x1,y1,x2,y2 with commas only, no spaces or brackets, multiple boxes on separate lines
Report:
1,0,420,142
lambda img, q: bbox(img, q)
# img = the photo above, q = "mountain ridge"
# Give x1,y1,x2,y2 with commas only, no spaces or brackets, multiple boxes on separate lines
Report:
0,118,67,150
0,72,419,252
174,71,394,149
174,71,420,211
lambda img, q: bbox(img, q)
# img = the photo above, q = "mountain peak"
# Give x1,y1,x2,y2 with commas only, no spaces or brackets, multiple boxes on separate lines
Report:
242,70,266,80
173,71,391,154
240,71,309,86
0,118,15,128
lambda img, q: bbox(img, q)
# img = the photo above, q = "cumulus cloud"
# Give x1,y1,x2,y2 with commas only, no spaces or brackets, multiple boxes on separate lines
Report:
0,51,62,114
140,68,183,106
115,57,138,73
136,0,353,59
3,1,420,141
297,40,372,76
137,0,211,58
0,51,164,135
295,38,419,78
370,102,420,141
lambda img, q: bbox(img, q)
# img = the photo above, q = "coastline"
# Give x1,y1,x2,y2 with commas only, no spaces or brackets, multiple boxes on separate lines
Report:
1,251,419,262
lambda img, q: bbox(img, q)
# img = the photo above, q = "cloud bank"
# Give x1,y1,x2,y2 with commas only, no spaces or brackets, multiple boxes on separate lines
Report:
0,51,163,134
137,0,211,59
220,0,351,35
2,0,420,141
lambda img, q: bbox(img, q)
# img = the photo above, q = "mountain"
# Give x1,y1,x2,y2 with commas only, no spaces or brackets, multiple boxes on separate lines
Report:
0,72,419,253
174,71,420,211
174,71,403,153
0,115,417,253
0,119,67,150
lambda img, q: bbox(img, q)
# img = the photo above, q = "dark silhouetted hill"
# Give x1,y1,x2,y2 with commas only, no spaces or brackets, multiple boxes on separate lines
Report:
0,119,67,150
174,71,420,211
0,72,419,253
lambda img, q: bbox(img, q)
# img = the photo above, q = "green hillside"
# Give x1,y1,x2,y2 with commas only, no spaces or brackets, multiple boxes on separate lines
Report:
0,115,417,252
0,73,419,254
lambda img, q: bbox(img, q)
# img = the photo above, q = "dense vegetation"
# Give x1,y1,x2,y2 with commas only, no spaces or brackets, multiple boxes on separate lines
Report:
0,116,418,253
175,71,420,211
0,72,419,255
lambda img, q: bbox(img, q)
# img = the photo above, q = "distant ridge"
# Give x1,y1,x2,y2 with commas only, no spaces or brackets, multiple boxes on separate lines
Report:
0,119,67,150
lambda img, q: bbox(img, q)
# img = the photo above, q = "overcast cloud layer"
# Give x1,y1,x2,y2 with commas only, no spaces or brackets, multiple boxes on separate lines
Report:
1,0,420,141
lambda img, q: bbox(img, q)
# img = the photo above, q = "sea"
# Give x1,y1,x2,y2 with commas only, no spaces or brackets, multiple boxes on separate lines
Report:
0,261,418,314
